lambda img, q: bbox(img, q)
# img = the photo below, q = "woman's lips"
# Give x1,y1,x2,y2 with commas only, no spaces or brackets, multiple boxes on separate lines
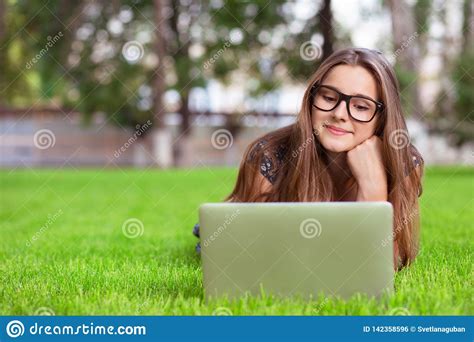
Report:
324,124,351,136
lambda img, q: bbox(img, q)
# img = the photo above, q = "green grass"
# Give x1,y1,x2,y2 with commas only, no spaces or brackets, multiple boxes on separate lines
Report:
0,166,472,315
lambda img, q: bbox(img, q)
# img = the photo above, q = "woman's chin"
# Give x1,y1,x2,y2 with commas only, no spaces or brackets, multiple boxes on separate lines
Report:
320,139,353,153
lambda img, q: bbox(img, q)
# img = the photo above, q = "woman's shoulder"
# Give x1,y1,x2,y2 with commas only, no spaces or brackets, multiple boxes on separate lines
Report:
404,144,424,197
405,144,424,176
247,137,287,185
248,137,286,160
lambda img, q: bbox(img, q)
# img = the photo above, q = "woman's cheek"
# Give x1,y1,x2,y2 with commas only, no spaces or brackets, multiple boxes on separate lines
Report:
352,124,375,144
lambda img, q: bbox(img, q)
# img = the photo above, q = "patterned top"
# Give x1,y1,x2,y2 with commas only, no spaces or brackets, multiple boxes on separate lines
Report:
192,138,424,253
248,138,288,185
251,138,423,185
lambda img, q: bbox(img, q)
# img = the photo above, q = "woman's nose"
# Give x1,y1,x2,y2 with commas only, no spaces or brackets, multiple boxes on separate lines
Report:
332,100,350,121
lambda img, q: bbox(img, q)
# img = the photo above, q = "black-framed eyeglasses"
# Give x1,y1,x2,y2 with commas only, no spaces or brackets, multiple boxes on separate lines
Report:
310,84,384,123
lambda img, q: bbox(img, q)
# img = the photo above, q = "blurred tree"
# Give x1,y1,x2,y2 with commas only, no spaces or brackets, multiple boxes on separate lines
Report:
206,0,344,95
387,0,423,120
1,0,343,165
152,0,171,167
413,0,431,57
428,0,473,145
318,0,334,60
430,2,455,129
0,0,5,108
450,0,474,145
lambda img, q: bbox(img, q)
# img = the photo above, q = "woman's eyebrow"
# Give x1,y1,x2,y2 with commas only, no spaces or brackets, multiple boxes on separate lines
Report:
323,84,375,99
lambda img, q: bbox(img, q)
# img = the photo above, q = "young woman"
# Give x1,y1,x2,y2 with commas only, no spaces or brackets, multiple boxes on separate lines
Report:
193,47,424,271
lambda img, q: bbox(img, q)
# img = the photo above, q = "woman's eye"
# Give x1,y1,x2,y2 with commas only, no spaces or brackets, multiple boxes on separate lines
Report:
323,96,336,102
354,105,369,111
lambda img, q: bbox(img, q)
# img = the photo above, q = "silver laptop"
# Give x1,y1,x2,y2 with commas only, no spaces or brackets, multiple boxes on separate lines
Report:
199,202,394,300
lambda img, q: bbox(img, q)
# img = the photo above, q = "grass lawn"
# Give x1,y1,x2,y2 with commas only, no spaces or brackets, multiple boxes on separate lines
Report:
0,166,472,315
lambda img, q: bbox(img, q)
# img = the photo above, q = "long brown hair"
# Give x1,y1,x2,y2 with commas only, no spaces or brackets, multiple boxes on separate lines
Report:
224,47,424,269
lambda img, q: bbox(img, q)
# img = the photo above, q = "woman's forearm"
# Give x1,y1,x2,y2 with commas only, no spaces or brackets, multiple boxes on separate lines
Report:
356,181,388,201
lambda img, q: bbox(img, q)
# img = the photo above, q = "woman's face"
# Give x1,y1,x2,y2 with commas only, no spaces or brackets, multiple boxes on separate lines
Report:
312,65,380,152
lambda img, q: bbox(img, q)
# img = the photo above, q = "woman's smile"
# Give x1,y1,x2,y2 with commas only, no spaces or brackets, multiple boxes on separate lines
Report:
324,124,352,136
